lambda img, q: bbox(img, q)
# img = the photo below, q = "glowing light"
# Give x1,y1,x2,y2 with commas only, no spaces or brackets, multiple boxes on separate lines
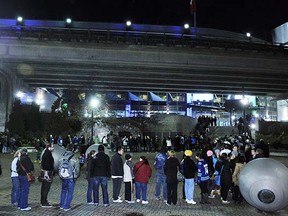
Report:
231,115,236,120
250,123,256,129
126,20,132,27
16,91,24,98
246,32,251,38
241,97,249,106
184,23,190,29
90,98,100,108
66,18,72,24
17,16,23,23
254,113,259,118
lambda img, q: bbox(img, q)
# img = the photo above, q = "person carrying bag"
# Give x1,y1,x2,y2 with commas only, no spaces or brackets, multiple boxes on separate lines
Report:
17,148,34,211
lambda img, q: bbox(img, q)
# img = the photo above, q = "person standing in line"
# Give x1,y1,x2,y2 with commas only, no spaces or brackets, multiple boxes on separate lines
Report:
196,153,210,204
154,146,168,202
40,143,54,207
17,148,34,211
232,155,246,204
11,150,20,207
220,153,232,204
123,154,135,203
133,156,152,204
59,144,79,211
86,150,96,204
183,150,197,205
111,146,124,202
164,150,180,206
91,144,111,207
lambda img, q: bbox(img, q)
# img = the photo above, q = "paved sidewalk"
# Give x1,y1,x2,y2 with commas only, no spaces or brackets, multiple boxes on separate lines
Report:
0,151,288,216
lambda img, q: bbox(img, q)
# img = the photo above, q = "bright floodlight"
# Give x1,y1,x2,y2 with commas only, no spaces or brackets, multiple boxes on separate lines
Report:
126,20,132,27
16,91,24,98
66,18,72,24
17,16,23,23
246,32,251,37
90,98,100,108
184,23,190,29
241,97,249,106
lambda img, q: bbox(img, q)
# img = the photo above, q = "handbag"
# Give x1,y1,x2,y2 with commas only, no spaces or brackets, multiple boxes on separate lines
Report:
20,162,35,183
26,172,35,182
177,170,184,182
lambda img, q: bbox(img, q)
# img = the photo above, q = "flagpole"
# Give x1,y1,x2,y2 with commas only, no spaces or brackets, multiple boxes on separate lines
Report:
194,10,197,27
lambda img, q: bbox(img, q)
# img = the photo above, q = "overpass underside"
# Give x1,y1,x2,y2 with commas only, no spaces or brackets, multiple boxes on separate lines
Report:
0,34,288,96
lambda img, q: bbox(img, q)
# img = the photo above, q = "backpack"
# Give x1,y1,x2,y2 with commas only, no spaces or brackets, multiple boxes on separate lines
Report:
59,154,74,179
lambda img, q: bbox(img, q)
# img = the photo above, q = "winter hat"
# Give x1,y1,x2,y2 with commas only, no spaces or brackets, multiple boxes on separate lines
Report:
125,154,132,160
207,150,213,157
98,144,105,152
184,150,193,157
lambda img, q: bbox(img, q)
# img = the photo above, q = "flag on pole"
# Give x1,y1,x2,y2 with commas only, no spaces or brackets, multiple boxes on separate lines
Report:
190,0,196,15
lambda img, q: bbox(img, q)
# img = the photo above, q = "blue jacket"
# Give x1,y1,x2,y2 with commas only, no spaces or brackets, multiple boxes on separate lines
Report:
197,159,209,183
154,152,167,174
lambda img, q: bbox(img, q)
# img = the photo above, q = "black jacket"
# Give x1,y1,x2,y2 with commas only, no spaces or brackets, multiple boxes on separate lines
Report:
91,151,111,177
164,157,180,183
111,152,123,177
183,157,197,179
17,155,34,176
41,148,54,171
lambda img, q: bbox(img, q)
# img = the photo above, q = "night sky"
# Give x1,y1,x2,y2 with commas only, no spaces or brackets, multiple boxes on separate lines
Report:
1,0,288,40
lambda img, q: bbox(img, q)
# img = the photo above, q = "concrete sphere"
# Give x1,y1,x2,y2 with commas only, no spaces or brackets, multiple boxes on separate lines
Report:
41,144,80,177
239,158,288,212
85,144,109,158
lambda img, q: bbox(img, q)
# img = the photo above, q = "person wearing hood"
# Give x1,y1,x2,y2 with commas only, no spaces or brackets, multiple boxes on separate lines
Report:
91,144,111,207
123,154,134,203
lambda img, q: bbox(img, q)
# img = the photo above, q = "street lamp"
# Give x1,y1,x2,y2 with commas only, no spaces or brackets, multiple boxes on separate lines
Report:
90,98,100,145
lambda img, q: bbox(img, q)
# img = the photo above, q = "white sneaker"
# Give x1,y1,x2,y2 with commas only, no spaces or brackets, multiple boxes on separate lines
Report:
187,200,196,205
127,201,135,204
208,195,215,199
136,199,141,203
87,202,94,205
222,200,230,204
20,207,31,211
113,199,123,203
142,200,148,204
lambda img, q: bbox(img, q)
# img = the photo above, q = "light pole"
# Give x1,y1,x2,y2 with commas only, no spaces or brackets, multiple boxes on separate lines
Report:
90,98,100,145
241,97,248,136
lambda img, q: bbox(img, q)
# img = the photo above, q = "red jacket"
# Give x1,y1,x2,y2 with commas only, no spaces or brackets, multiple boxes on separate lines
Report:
133,161,152,183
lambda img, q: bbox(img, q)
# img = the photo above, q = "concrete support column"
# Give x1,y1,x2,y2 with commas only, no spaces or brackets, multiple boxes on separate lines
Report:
0,68,14,132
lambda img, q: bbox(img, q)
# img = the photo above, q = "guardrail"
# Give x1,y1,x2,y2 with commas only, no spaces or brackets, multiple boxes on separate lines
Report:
0,25,286,54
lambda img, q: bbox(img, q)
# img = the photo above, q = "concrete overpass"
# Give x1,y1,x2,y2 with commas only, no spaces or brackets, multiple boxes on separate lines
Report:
1,19,288,131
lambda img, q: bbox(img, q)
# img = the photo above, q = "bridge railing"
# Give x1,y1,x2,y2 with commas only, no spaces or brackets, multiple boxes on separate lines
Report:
0,25,286,54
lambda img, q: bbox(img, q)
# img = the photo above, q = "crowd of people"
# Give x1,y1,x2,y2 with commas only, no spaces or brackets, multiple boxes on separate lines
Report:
6,127,271,212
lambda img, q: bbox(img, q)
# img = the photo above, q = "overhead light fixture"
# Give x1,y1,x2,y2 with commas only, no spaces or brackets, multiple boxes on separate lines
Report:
66,18,72,24
126,20,132,27
16,16,24,25
184,23,190,29
246,32,251,38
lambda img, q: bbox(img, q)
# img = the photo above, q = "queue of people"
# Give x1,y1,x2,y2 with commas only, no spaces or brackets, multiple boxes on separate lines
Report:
8,133,270,212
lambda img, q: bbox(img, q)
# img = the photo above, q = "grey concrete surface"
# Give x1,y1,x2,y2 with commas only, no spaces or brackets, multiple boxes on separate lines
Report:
0,151,288,216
